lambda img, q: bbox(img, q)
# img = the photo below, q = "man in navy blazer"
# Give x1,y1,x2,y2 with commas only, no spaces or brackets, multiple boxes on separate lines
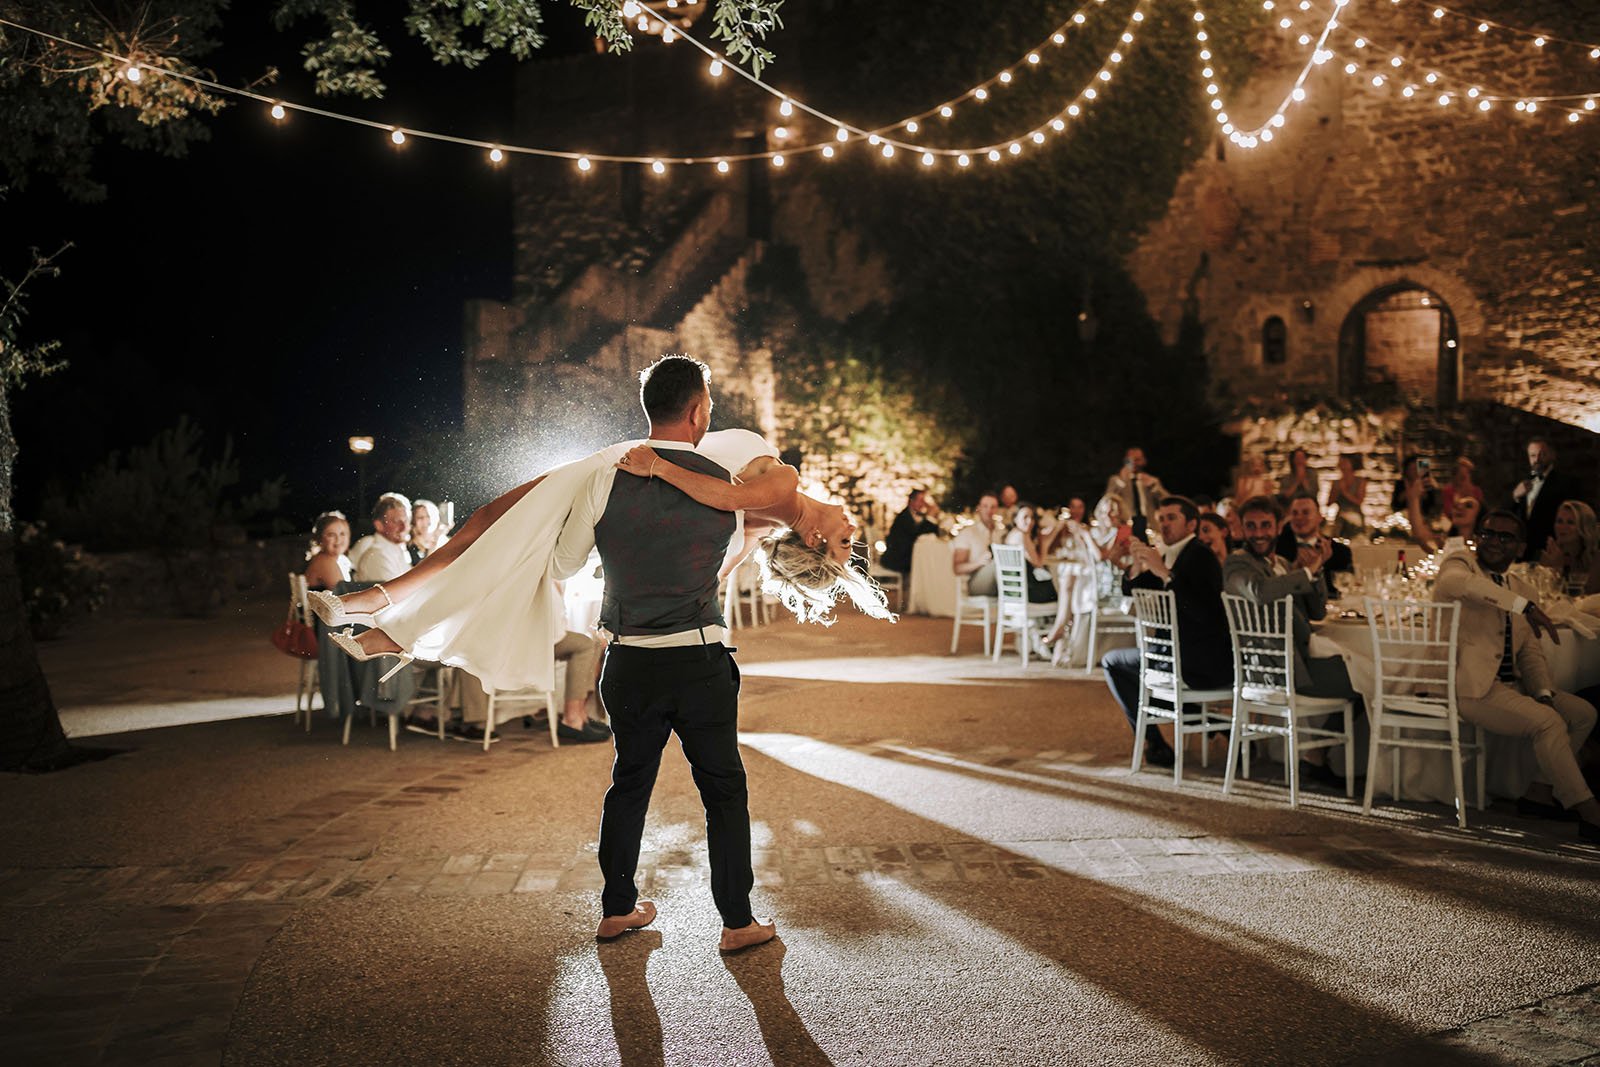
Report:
1101,495,1232,768
1274,493,1353,600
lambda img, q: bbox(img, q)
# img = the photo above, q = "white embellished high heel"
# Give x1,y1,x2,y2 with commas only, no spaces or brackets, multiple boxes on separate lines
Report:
307,584,392,628
329,629,414,684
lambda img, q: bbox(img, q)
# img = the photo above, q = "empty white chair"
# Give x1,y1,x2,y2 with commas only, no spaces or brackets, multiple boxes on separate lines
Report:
1362,598,1484,828
1221,593,1356,807
1080,588,1138,670
481,660,569,751
950,573,996,655
1130,589,1235,783
864,537,905,614
991,544,1058,667
723,554,772,632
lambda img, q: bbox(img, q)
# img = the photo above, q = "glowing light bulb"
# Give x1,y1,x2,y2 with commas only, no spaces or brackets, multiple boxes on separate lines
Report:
958,154,971,167
1587,98,1597,110
1431,7,1443,17
1193,11,1204,21
1299,34,1311,45
921,152,935,166
1085,88,1097,99
1438,94,1451,105
270,103,286,121
1425,72,1439,83
1372,75,1385,86
489,147,504,163
622,1,641,16
651,159,665,174
1261,129,1274,141
708,60,724,77
637,17,648,29
1222,123,1234,133
1068,104,1081,115
1592,49,1600,60
836,127,849,141
578,156,591,171
1354,37,1366,48
999,71,1013,84
773,126,788,140
1074,13,1086,24
124,65,141,82
1110,51,1122,63
906,120,919,133
1027,53,1040,64
1279,17,1291,28
1569,112,1582,123
868,134,881,145
772,154,785,167
1050,118,1065,131
1206,83,1219,95
1132,11,1143,21
1402,85,1415,97
1344,63,1358,75
987,149,1001,162
1476,22,1488,33
974,88,988,100
390,129,406,145
881,144,894,158
1478,99,1491,111
661,27,675,43
1008,142,1021,155
1468,87,1480,98
1271,113,1286,127
1391,56,1403,67
1031,131,1045,144
716,159,730,173
1217,113,1229,124
1199,48,1210,58
1526,101,1538,113
1534,37,1546,48
779,100,793,117
1099,70,1112,82
1292,87,1307,101
939,105,953,118
822,145,835,158
1196,31,1207,41
1052,33,1064,45
1210,98,1222,110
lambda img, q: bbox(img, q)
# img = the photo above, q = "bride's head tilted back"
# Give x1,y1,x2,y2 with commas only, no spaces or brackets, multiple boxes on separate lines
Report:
755,500,896,625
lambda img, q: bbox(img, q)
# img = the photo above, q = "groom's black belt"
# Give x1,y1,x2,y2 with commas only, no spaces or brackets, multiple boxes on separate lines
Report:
605,641,734,662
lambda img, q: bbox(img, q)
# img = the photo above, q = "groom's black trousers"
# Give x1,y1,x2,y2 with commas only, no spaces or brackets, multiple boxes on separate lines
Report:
596,641,754,929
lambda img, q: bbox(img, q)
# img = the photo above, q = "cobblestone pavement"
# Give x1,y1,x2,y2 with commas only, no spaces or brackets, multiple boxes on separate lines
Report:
4,731,1599,1065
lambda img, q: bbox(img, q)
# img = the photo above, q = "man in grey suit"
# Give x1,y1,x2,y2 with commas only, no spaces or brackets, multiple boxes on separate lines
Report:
1433,509,1599,841
553,356,777,951
1223,495,1362,785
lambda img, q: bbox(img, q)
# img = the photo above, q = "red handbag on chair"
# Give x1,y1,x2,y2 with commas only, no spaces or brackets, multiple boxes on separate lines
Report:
272,601,319,659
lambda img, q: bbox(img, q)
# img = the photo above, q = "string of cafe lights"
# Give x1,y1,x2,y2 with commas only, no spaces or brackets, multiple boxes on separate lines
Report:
1187,0,1347,149
0,2,1147,172
1289,2,1600,123
647,0,1152,162
1390,0,1600,58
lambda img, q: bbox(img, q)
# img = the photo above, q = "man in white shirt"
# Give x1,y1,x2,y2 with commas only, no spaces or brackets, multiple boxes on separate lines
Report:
1103,447,1169,529
951,492,1002,596
350,493,413,583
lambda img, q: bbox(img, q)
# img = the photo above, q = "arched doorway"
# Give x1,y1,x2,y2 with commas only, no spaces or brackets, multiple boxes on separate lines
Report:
1337,282,1460,406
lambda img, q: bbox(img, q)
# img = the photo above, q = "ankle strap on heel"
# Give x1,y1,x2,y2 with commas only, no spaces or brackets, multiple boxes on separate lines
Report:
374,583,394,610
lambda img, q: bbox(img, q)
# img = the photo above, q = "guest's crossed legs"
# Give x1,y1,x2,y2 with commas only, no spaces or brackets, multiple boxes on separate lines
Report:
1457,686,1597,809
596,643,754,929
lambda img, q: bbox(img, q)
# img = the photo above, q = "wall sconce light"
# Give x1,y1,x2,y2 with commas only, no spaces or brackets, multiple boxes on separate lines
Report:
1300,299,1315,324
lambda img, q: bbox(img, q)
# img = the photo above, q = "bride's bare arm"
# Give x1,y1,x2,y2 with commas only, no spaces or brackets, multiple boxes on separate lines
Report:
617,446,799,514
367,473,548,603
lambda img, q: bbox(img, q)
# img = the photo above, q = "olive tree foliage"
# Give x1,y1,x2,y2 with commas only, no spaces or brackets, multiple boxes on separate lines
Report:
0,0,785,200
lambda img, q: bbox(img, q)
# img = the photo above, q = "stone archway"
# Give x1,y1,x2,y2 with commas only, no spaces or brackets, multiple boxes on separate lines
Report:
1337,281,1460,406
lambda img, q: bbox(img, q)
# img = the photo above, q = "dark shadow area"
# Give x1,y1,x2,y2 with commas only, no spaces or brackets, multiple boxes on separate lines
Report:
722,938,834,1067
17,743,131,774
597,929,665,1067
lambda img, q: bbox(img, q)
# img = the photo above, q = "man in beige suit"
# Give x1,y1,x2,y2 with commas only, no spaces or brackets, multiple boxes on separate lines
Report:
1432,509,1599,842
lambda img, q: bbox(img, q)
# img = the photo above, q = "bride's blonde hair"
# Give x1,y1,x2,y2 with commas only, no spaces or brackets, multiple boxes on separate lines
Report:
757,530,897,625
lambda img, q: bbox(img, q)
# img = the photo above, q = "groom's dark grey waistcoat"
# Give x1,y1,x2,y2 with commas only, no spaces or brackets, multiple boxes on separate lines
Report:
594,449,735,637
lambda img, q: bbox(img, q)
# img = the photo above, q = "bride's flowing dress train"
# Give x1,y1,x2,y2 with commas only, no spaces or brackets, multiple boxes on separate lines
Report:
367,430,776,694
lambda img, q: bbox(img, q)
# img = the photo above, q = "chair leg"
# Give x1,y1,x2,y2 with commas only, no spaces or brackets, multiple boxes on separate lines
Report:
1286,719,1300,808
548,693,560,749
982,608,993,657
1392,747,1402,803
1362,711,1382,816
342,711,353,746
389,714,398,752
1084,612,1099,671
1448,721,1467,830
1343,702,1355,799
1473,725,1486,811
950,611,962,654
1223,701,1243,794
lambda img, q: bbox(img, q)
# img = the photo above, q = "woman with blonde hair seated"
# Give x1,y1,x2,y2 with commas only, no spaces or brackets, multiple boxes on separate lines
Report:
1539,500,1600,596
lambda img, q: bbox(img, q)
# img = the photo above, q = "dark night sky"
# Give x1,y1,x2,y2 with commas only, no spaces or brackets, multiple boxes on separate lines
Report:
10,5,601,526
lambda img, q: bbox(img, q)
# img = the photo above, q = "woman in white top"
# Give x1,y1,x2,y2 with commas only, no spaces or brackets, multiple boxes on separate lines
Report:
303,511,354,592
310,429,891,693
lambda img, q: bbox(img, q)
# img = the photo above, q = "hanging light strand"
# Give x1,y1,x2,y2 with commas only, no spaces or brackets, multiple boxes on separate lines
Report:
1194,0,1346,148
1397,0,1600,55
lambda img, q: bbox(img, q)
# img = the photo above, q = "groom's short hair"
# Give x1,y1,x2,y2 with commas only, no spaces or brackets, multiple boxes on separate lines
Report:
640,355,711,423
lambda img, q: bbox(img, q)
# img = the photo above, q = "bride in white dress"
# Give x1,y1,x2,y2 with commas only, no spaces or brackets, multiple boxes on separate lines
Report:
310,428,892,694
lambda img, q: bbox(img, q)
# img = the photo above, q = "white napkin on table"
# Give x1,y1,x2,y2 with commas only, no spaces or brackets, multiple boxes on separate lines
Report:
1546,602,1599,640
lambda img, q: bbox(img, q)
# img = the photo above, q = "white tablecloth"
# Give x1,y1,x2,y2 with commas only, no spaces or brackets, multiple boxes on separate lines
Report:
907,535,956,617
1317,617,1600,803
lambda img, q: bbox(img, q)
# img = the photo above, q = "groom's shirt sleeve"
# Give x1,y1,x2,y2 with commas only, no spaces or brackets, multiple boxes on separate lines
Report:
551,464,617,581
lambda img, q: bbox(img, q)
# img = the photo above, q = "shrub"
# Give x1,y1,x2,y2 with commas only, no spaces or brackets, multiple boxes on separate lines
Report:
15,521,105,639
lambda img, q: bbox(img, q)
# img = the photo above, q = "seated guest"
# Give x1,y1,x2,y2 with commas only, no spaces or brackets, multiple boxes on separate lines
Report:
880,488,941,575
1003,503,1058,603
1091,493,1134,569
951,491,1002,596
1277,447,1320,505
1233,454,1274,507
1433,510,1600,841
1041,496,1089,557
1392,456,1443,551
1440,457,1485,516
1224,496,1361,786
1104,447,1169,528
1216,498,1246,545
1538,500,1600,597
1196,512,1231,566
1101,496,1233,769
304,511,353,592
997,483,1020,528
1275,493,1353,599
450,627,611,744
1041,497,1099,660
409,499,451,562
351,492,414,583
1444,495,1484,547
1330,453,1368,538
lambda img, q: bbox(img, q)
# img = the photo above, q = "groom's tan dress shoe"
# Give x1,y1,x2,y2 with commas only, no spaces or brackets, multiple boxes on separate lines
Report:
596,901,657,941
718,919,776,953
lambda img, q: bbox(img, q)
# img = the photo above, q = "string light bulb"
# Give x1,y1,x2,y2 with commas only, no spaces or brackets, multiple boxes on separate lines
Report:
939,105,953,118
489,147,504,163
390,129,405,145
779,100,793,116
124,64,141,82
836,126,849,141
881,143,894,158
822,145,835,158
921,151,935,165
716,159,729,173
772,154,785,167
708,59,723,77
651,159,665,174
577,156,592,172
958,153,971,166
270,102,286,121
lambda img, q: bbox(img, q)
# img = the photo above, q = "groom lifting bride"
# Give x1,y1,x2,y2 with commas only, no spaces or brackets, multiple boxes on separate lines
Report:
552,355,777,951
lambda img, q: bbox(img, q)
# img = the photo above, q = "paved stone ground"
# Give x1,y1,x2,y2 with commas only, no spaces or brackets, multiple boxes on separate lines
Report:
5,602,1599,1065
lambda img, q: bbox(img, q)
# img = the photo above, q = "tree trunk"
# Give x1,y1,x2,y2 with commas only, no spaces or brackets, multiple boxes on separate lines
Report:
0,381,71,771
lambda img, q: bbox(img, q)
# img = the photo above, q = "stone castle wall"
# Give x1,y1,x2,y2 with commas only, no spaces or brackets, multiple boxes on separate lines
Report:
1128,2,1600,431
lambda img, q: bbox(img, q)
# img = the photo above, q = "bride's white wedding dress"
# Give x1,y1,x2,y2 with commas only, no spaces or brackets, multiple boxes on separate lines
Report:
376,429,777,694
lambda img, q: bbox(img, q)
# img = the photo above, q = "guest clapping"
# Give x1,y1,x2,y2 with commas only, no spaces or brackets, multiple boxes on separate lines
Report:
1277,448,1319,505
1330,453,1368,538
1539,501,1600,596
1232,454,1274,507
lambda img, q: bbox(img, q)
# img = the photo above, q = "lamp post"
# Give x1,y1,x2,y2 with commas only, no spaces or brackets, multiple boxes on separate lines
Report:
348,436,374,516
